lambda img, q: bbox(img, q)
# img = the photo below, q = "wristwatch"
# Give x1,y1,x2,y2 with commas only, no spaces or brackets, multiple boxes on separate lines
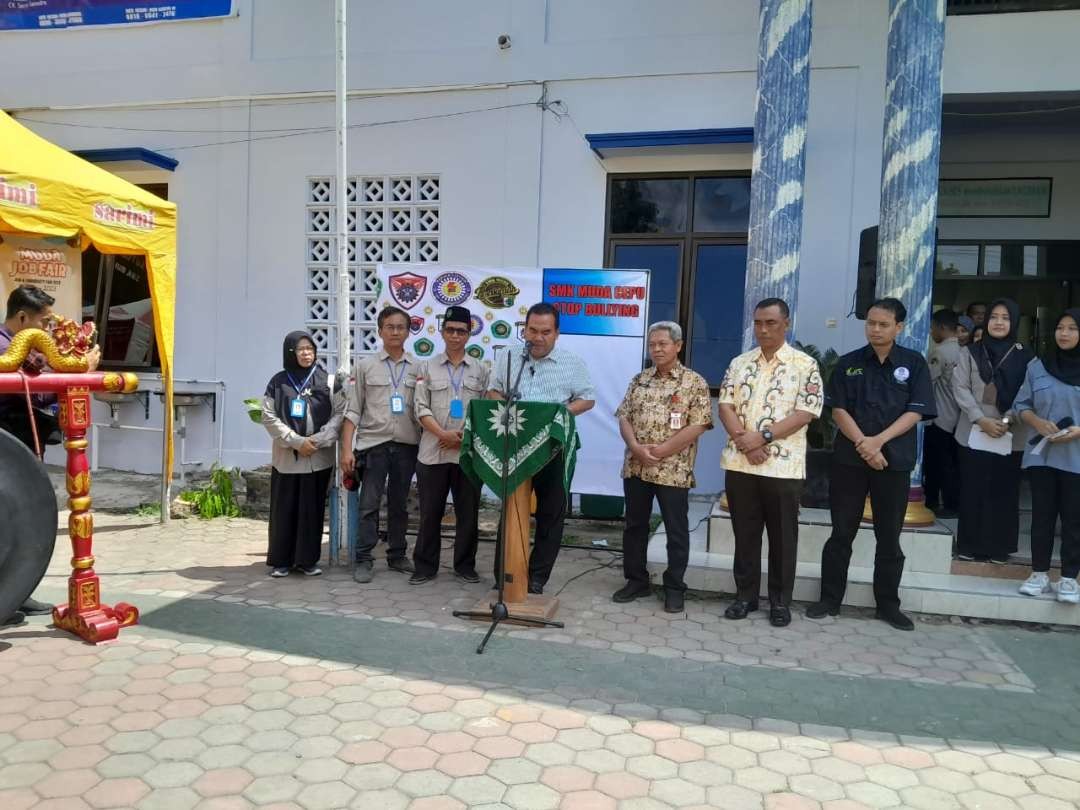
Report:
761,428,774,444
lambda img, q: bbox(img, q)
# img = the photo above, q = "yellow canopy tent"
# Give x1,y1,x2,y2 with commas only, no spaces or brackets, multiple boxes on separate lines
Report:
0,109,177,492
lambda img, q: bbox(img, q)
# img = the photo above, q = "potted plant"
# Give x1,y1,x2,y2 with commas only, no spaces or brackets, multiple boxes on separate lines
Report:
794,342,839,509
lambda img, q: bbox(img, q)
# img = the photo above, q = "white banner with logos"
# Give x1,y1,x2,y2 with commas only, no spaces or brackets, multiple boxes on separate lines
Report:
376,263,649,497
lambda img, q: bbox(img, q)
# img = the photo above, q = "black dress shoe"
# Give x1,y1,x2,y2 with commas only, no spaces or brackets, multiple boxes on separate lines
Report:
769,604,792,627
20,597,53,616
723,599,759,620
663,590,684,614
806,601,840,619
876,607,914,631
612,583,652,603
408,573,436,585
455,569,481,584
387,557,415,574
528,579,544,595
2,611,26,627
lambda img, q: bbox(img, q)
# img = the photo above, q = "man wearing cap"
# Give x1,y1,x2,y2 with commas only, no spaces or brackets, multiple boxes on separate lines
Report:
340,306,420,583
410,307,490,585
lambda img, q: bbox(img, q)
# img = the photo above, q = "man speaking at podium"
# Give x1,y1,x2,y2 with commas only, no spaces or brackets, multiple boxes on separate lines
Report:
488,303,595,594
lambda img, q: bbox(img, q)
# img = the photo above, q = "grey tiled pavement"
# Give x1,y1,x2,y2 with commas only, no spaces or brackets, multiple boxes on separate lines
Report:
2,511,1080,809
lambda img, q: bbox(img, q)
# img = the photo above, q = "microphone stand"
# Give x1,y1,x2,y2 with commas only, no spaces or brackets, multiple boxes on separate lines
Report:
453,342,564,654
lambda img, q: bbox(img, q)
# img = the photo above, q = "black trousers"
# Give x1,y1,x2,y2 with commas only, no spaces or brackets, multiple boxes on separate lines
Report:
726,470,803,606
922,424,959,511
1028,465,1080,579
526,453,568,586
355,441,418,563
413,461,481,577
621,476,690,593
267,467,333,569
956,447,1022,559
819,461,909,611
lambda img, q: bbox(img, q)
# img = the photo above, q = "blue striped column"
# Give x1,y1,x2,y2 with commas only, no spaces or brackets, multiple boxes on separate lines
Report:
875,0,945,520
742,0,814,350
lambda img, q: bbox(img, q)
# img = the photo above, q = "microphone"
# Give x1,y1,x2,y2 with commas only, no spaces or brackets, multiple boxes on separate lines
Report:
521,340,533,357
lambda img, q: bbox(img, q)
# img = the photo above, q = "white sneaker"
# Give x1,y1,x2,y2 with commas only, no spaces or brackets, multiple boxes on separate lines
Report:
1057,577,1080,604
1018,572,1050,597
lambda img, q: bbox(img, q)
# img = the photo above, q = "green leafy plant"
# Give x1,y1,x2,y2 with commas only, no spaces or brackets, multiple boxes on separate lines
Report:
181,465,242,519
244,397,262,425
794,342,840,450
132,502,161,518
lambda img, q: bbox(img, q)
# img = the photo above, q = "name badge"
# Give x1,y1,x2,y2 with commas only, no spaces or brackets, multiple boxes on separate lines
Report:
289,398,306,419
449,398,464,420
390,393,405,415
894,366,910,383
669,411,685,430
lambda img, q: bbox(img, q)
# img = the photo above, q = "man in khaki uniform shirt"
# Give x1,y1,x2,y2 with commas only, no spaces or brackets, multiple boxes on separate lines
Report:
340,306,420,583
409,306,489,585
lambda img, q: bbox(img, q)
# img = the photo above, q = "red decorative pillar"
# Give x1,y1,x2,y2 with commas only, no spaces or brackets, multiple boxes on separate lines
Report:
52,383,139,643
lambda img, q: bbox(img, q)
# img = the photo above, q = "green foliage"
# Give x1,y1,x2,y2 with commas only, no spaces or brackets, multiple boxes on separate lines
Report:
132,502,161,518
244,397,262,425
794,342,840,451
182,465,242,519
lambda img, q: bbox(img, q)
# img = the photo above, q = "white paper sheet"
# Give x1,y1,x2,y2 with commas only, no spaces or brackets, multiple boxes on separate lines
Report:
968,425,1013,456
1031,429,1070,456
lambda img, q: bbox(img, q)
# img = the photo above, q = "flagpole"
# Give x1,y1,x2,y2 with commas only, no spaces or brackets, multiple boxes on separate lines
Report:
333,0,349,565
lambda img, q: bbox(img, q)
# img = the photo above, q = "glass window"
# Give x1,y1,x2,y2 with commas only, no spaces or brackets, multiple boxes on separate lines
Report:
693,177,752,233
936,244,980,276
81,248,159,369
612,243,681,327
609,179,688,234
689,244,747,386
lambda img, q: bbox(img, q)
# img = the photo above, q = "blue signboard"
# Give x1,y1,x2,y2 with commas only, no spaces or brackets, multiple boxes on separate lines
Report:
0,1,235,30
542,267,650,338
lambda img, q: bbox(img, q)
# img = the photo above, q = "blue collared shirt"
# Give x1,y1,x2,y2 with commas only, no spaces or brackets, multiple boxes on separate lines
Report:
489,345,594,405
1014,358,1080,474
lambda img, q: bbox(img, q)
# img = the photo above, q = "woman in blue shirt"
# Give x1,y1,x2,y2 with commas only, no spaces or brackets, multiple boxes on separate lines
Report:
1014,309,1080,603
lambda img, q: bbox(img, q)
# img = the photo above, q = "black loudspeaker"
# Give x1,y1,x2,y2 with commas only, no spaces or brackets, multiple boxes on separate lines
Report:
854,225,878,320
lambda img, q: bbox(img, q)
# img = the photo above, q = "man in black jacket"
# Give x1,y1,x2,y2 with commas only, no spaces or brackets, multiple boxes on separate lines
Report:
807,298,936,631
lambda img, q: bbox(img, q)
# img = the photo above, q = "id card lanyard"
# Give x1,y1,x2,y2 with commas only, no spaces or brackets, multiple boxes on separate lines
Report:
447,361,466,420
287,366,318,420
386,359,407,415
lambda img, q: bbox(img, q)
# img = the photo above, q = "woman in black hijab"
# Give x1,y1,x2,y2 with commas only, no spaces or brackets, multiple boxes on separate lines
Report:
261,332,341,577
1015,310,1080,603
952,299,1033,563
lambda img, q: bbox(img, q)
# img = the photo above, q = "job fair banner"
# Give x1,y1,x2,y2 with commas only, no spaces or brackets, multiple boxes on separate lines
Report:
376,263,649,497
0,235,81,323
0,0,235,30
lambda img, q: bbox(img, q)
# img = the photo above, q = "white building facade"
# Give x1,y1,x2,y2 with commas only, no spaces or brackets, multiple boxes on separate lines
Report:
3,0,1079,493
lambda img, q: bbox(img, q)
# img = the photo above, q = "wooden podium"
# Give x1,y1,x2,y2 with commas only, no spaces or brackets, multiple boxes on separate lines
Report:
465,477,560,623
457,400,580,630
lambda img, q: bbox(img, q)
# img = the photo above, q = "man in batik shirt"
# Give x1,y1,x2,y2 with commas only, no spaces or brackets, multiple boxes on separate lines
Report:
718,298,823,628
613,321,713,613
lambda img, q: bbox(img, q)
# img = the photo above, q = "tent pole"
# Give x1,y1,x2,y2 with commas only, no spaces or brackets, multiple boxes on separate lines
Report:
160,400,171,524
333,0,349,566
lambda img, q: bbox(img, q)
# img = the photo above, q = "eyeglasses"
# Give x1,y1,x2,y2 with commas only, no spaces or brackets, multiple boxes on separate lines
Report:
381,324,408,333
443,326,470,336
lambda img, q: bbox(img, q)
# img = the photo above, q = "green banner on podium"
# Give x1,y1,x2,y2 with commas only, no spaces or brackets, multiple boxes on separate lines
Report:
460,400,580,495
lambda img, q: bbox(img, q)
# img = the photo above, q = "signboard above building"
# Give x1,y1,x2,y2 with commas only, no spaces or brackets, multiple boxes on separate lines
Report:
937,177,1052,218
0,0,235,30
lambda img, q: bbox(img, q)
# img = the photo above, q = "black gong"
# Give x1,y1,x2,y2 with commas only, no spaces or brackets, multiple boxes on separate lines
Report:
0,427,58,623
